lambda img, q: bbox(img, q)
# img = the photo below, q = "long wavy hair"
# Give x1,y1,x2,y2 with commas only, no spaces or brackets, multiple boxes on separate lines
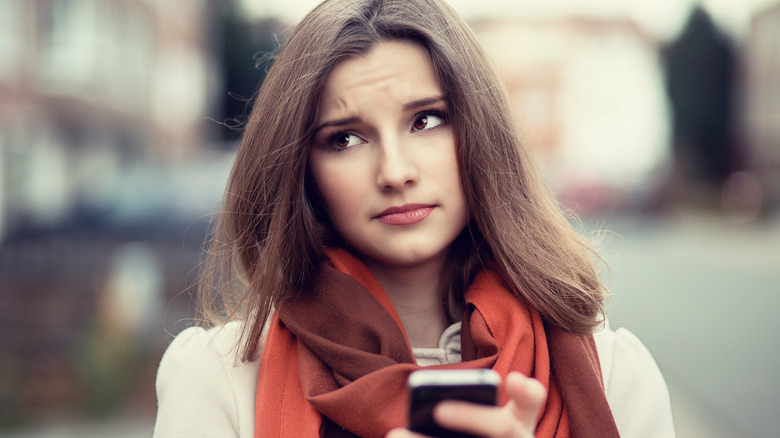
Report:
198,0,608,362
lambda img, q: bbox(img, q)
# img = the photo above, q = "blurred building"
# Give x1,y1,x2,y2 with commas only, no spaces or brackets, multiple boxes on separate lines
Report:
0,0,215,242
471,16,669,215
744,2,780,215
0,0,221,425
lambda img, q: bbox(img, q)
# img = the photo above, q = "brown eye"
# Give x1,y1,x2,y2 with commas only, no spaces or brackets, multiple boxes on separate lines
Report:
413,116,429,130
327,132,363,150
411,112,445,132
335,134,351,148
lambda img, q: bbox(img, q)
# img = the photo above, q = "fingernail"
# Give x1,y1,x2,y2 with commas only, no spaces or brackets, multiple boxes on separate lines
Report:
435,402,455,421
386,428,406,438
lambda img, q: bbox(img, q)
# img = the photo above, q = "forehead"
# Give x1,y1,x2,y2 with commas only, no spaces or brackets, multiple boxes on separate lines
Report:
318,40,443,116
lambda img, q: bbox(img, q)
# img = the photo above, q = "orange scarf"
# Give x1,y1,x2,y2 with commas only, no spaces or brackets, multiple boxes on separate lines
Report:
255,248,618,437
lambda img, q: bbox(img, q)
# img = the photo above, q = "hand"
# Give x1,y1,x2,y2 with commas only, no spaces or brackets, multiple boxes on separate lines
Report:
386,372,546,438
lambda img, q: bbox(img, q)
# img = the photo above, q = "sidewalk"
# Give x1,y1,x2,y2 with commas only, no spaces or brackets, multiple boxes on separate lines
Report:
0,416,153,438
600,211,780,438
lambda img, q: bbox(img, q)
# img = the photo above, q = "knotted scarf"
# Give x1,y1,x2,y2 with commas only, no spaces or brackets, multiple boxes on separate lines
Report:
255,248,619,437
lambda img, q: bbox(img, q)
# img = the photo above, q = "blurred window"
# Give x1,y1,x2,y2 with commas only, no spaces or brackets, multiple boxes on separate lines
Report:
0,0,24,81
39,0,99,88
120,5,154,109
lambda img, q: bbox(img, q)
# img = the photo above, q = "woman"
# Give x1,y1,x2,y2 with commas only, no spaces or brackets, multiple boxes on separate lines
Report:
154,0,674,437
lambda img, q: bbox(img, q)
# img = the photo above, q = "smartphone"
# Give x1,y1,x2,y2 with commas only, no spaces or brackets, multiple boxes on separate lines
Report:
407,369,500,438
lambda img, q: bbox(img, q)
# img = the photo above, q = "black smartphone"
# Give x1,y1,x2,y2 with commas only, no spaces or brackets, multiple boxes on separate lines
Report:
407,369,500,438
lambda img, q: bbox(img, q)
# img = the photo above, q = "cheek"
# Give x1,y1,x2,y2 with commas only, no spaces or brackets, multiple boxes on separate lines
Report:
443,154,461,185
318,178,349,215
439,143,469,221
433,141,464,196
309,158,366,222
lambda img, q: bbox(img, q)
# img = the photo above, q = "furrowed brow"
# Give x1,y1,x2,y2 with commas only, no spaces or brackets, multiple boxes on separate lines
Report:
313,96,445,134
402,96,446,111
313,116,361,135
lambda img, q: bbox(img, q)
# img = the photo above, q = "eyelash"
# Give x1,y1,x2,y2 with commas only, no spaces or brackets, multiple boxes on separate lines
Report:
324,109,449,151
413,109,448,132
325,131,363,151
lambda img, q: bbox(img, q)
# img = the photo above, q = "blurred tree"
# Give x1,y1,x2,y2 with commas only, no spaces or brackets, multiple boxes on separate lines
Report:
213,2,285,143
664,6,738,193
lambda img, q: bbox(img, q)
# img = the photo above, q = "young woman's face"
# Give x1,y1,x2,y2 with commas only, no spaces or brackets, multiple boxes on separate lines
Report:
308,40,469,269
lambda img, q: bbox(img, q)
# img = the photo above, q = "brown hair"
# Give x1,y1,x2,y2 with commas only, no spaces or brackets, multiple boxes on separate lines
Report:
199,0,608,362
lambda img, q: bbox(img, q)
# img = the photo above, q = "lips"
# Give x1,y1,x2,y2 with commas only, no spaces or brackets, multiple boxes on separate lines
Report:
374,203,435,226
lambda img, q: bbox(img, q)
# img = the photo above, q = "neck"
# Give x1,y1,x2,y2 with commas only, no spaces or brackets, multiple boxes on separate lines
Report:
362,255,449,349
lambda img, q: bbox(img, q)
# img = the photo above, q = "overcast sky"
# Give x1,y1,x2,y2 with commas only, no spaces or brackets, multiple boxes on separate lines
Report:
238,0,779,42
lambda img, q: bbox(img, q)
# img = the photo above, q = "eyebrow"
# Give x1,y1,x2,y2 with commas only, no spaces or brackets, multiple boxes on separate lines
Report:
403,95,446,111
313,116,361,135
313,95,446,134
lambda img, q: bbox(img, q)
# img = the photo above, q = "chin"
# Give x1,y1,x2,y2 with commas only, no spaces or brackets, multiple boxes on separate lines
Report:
361,242,451,269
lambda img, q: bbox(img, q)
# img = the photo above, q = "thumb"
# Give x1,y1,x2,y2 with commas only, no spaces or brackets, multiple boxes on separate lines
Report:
503,372,547,430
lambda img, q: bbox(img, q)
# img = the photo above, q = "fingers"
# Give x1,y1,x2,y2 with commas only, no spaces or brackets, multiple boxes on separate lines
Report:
434,401,514,436
432,372,546,438
504,372,547,430
390,373,547,438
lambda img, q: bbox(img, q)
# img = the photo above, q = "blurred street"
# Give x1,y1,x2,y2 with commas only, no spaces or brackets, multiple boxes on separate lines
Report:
1,211,778,437
1,0,778,437
600,212,780,438
0,417,152,438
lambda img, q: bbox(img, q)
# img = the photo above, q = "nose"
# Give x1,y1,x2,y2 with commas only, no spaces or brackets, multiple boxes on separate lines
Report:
375,134,418,191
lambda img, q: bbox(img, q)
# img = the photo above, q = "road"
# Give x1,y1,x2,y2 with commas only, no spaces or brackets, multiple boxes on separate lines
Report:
598,212,780,438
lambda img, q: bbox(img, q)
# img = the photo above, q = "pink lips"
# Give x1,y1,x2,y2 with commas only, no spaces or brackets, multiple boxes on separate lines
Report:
374,204,435,226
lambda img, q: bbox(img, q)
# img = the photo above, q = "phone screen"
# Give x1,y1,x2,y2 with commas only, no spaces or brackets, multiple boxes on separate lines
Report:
408,369,498,438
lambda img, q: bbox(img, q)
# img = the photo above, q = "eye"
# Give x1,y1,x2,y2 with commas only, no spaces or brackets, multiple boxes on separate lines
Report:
327,132,364,150
412,111,446,132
